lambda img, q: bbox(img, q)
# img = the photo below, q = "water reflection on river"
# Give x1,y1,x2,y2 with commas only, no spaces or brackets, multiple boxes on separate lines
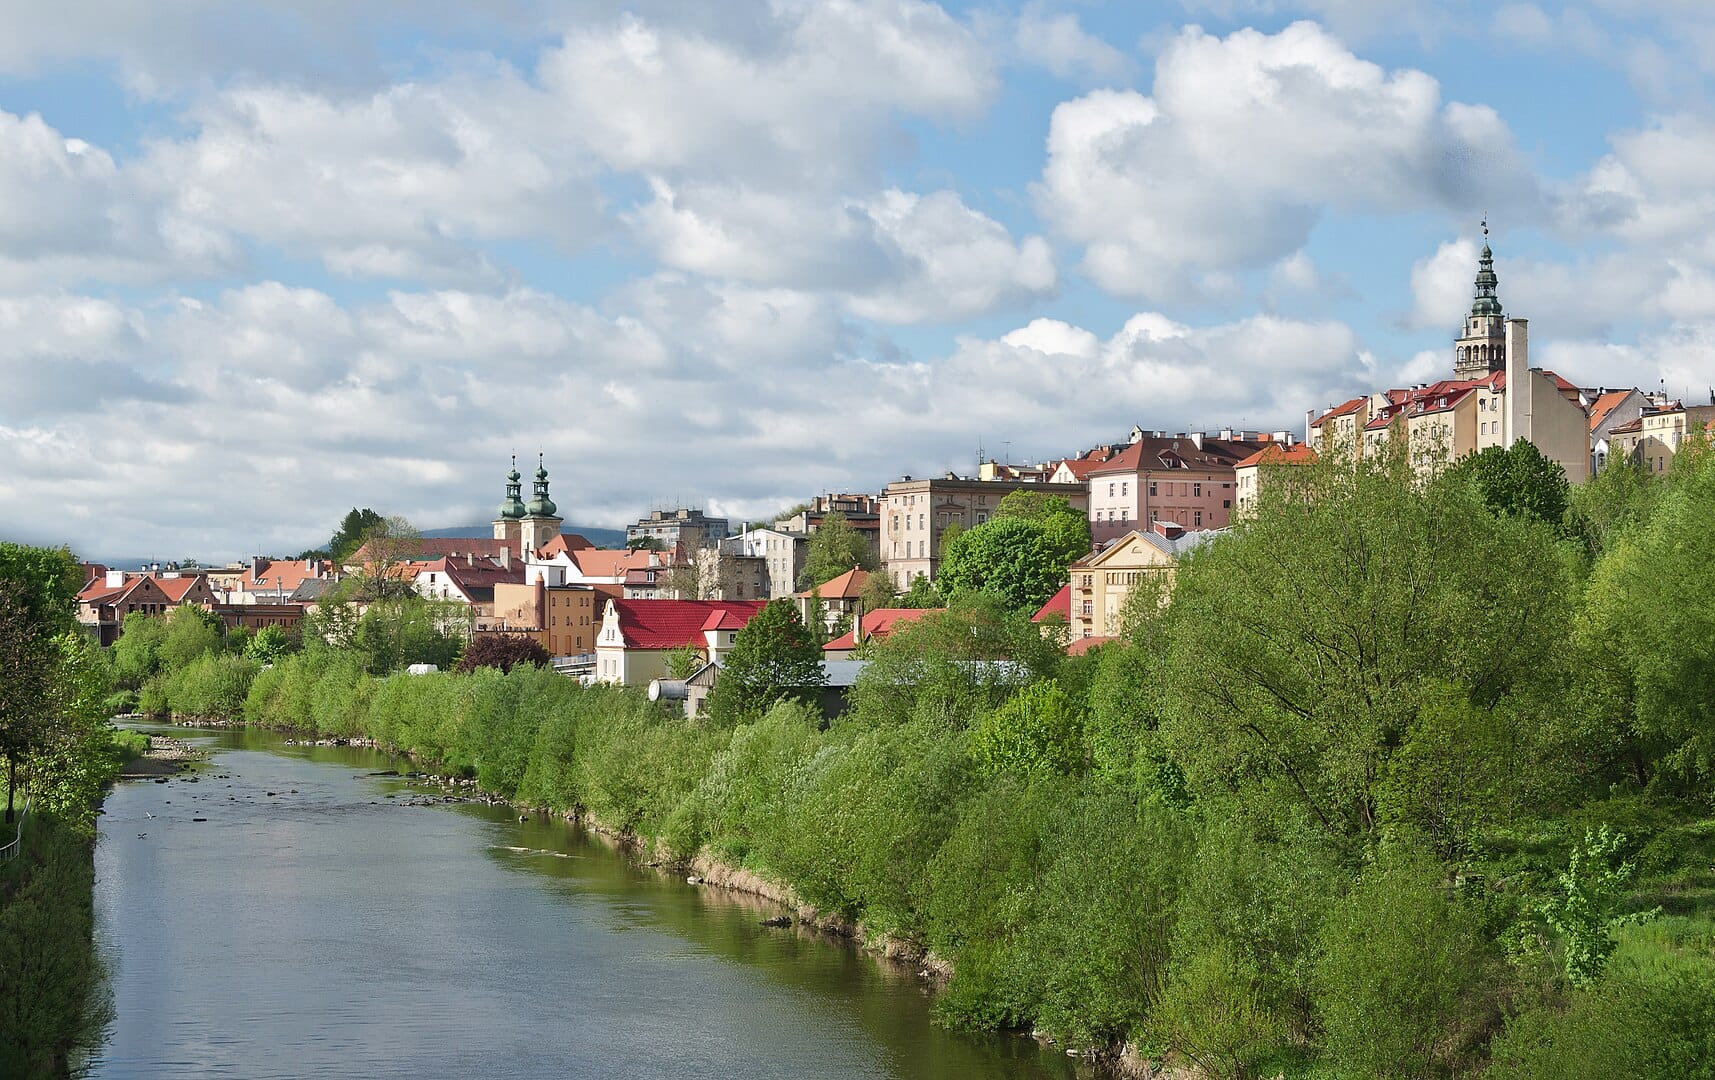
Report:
85,725,1078,1080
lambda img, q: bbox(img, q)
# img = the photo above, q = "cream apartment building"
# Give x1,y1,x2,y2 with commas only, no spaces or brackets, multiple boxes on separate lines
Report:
880,474,1087,588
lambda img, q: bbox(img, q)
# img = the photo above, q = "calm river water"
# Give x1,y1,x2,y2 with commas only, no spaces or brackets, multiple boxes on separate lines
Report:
84,725,1079,1079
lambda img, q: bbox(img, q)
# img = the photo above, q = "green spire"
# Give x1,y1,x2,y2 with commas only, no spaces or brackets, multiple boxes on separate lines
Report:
1470,221,1503,318
496,455,526,520
525,452,558,517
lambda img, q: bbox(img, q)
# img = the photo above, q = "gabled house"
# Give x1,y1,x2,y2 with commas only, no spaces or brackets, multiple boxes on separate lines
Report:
1064,523,1223,638
1233,443,1319,516
77,570,219,645
821,607,940,661
593,599,766,686
796,566,871,633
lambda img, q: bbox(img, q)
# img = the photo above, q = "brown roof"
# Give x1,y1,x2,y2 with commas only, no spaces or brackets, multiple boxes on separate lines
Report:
537,533,596,558
1588,390,1635,432
1311,396,1367,427
1234,444,1318,469
570,548,655,579
798,566,870,599
1088,435,1267,476
822,607,939,651
1066,635,1117,656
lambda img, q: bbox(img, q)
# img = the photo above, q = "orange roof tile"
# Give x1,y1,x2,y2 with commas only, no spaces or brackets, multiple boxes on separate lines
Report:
1588,390,1634,432
797,566,870,599
822,607,939,651
1234,444,1318,469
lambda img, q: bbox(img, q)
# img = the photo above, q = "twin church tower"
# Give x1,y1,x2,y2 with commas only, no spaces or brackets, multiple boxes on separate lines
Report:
492,454,563,554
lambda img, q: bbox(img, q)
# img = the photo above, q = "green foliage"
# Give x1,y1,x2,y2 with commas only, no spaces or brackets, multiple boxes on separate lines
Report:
112,611,168,687
937,517,1066,612
897,574,943,609
1576,445,1715,784
150,653,261,720
0,815,111,1079
351,597,463,674
1486,946,1715,1080
1314,846,1494,1078
327,507,385,562
157,603,223,671
994,490,1092,568
246,624,293,664
663,645,703,680
1153,941,1283,1080
704,599,824,726
1160,448,1574,841
1539,825,1643,988
1445,438,1571,529
967,679,1085,776
798,510,878,589
1567,451,1656,559
857,570,897,616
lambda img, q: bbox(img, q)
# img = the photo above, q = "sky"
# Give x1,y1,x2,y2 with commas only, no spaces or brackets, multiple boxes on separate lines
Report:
4,0,1715,564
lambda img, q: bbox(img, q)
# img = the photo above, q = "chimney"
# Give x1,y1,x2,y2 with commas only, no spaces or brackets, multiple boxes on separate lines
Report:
105,569,126,589
1505,318,1530,445
499,545,511,570
1153,520,1184,541
1190,432,1204,450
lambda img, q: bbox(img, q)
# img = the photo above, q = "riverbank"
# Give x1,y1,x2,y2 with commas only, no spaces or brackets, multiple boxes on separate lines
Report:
89,722,1083,1080
115,732,206,779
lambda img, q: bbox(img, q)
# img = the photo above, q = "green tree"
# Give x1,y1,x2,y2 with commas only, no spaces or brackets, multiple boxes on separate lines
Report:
937,517,1063,612
112,611,168,687
352,596,463,674
897,574,943,609
328,507,385,563
1539,826,1642,988
1159,446,1574,841
704,599,825,725
994,490,1092,567
157,603,223,672
246,624,293,664
1314,847,1494,1078
857,570,897,615
797,510,877,589
967,679,1085,776
1567,451,1656,559
1445,438,1571,528
0,544,81,823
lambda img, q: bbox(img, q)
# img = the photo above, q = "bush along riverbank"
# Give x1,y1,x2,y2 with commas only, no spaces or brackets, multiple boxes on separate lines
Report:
130,440,1715,1079
1,544,141,1078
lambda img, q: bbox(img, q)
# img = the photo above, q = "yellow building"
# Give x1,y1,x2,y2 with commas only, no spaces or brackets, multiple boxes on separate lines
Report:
1609,402,1715,474
1065,522,1223,638
1233,443,1319,516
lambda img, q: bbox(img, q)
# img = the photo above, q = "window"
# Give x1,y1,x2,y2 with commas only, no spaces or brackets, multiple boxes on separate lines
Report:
1193,482,1202,498
919,514,925,530
1148,481,1157,497
1121,482,1128,496
1108,482,1114,496
918,541,925,557
1194,511,1203,527
976,512,987,524
1223,499,1231,509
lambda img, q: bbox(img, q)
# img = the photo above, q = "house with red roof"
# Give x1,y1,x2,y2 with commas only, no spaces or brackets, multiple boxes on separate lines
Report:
413,555,525,617
1584,388,1649,474
795,566,871,633
1085,431,1273,543
820,607,940,661
593,598,767,685
1307,238,1592,483
77,569,219,645
1233,443,1319,515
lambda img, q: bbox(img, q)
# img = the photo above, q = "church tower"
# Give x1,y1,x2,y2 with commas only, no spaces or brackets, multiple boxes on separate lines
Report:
1454,222,1506,379
519,453,564,556
492,456,525,546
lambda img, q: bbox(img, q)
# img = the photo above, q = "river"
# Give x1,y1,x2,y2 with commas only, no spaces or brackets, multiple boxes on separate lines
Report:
84,725,1080,1079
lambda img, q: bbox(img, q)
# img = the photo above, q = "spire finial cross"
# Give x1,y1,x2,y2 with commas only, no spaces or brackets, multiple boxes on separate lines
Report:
1481,214,1489,240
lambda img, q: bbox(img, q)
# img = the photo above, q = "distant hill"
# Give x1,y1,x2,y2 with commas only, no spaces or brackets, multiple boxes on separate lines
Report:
424,524,629,549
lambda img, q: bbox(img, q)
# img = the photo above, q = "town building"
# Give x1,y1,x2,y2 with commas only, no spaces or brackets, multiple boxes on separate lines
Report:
478,580,603,657
1046,446,1122,485
796,566,871,634
626,508,729,551
774,493,882,562
76,569,220,644
412,555,524,618
1586,389,1651,474
1064,522,1224,638
879,474,1087,588
1308,235,1591,483
1233,443,1320,516
732,526,809,599
1608,400,1715,474
1085,431,1279,544
593,598,766,685
820,607,939,661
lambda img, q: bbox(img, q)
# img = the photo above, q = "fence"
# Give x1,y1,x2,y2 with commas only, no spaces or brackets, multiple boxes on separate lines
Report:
0,797,30,863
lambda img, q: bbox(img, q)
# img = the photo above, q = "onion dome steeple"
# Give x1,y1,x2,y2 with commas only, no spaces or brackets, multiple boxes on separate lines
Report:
1470,219,1503,318
525,452,558,517
496,455,526,520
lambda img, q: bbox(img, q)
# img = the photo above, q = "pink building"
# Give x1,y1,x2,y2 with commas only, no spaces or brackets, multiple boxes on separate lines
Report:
1084,432,1276,544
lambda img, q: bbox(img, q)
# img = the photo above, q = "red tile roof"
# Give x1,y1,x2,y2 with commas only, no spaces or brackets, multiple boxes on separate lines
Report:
1311,396,1367,427
1234,443,1318,469
606,599,766,650
1052,450,1116,480
822,607,939,652
1066,635,1117,656
536,533,596,559
700,609,749,632
153,576,208,602
1087,434,1266,476
241,558,329,594
1032,584,1071,624
797,566,870,599
1588,390,1635,432
568,548,655,580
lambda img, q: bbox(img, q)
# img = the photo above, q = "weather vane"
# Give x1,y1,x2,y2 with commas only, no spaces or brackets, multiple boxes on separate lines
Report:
1481,214,1489,240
